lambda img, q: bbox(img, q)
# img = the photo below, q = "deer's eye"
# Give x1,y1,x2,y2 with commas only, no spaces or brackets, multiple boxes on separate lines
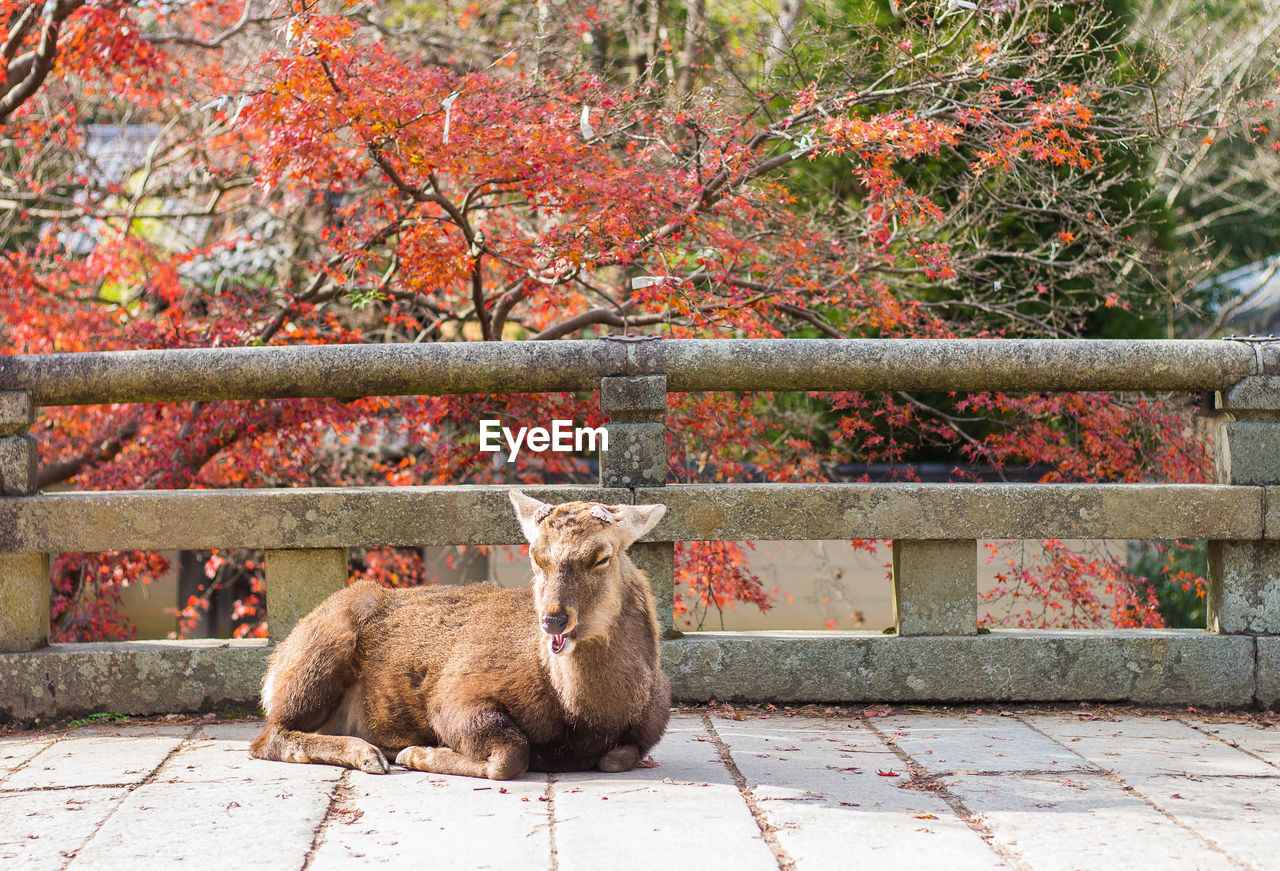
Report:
593,554,611,568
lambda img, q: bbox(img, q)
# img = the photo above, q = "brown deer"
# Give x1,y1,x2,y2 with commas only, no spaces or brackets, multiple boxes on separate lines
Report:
249,491,671,780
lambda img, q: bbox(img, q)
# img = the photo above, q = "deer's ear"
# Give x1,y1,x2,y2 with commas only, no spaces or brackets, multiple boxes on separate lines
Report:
611,503,666,547
509,490,553,545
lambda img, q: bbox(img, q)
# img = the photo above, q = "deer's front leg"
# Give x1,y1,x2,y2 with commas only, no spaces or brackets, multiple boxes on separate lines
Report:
398,707,530,780
252,727,390,773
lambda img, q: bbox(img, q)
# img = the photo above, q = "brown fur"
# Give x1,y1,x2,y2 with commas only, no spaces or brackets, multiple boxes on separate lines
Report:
249,491,671,780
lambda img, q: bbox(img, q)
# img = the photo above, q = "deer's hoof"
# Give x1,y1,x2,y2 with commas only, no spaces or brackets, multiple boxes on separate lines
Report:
354,746,390,774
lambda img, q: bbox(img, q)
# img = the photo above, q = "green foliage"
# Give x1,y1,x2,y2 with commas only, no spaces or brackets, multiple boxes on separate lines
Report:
66,711,131,729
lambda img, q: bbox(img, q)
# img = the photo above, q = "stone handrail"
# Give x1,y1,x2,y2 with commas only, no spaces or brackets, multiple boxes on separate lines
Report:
0,338,1276,719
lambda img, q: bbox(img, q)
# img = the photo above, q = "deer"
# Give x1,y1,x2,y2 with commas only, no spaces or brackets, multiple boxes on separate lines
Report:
249,490,671,780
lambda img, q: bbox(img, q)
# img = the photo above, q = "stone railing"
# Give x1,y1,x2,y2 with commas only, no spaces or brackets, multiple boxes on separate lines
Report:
0,338,1276,719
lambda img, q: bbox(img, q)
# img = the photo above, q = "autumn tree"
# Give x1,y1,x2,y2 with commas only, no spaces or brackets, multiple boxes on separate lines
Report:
0,0,1271,639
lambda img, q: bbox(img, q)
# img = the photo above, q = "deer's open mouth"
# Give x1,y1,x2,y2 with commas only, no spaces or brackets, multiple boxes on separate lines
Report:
548,632,575,656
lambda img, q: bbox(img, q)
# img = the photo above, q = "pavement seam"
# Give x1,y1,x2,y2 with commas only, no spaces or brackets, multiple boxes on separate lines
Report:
299,768,351,871
1177,716,1280,773
546,773,559,871
1015,715,1258,871
862,719,1033,871
702,714,796,871
57,724,200,871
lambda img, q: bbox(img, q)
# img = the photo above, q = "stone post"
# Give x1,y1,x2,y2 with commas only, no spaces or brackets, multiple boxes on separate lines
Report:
599,375,674,636
1208,374,1280,634
0,391,47,651
891,539,978,636
264,548,350,642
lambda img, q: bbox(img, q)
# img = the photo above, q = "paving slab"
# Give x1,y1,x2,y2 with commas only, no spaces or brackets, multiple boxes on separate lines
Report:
3,731,191,789
1024,714,1275,778
309,769,551,870
1117,773,1280,869
0,733,54,780
948,773,1239,871
67,775,334,870
713,716,1007,870
875,714,1096,773
1188,720,1280,769
554,719,777,871
0,786,126,870
2,709,1280,870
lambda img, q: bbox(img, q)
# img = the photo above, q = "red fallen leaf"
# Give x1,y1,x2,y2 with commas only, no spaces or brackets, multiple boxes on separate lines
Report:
498,787,508,793
639,756,660,768
876,769,900,777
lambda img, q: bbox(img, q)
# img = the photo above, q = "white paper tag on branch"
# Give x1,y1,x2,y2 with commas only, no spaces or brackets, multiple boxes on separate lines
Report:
441,92,459,145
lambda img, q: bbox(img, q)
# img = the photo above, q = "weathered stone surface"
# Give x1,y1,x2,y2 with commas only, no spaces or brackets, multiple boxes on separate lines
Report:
265,548,349,642
556,721,777,871
599,374,666,420
632,338,1255,392
0,630,1263,722
0,341,625,406
4,732,188,789
0,640,270,721
874,713,1094,772
1257,636,1280,709
1118,774,1280,870
1219,375,1280,414
0,482,1262,556
0,340,1253,407
892,539,977,636
1207,540,1280,634
1189,717,1280,765
714,717,1002,870
0,435,35,496
0,787,127,870
946,772,1237,870
1268,487,1280,540
0,732,54,778
627,540,675,638
0,485,630,553
73,775,335,870
0,392,33,436
0,552,47,652
600,422,665,487
634,483,1263,542
1214,420,1280,485
310,767,551,871
661,630,1256,707
1020,716,1277,778
1259,341,1280,376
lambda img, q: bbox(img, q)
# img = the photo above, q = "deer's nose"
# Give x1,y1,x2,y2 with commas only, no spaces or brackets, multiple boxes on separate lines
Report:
541,614,569,635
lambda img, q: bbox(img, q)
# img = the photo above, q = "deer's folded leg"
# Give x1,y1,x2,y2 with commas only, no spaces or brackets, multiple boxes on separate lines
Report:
251,726,390,773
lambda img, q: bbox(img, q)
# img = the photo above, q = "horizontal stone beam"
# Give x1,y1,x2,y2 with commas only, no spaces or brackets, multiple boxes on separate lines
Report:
0,486,629,553
0,483,1261,554
664,630,1258,707
0,339,1260,406
639,338,1261,393
635,483,1264,542
0,630,1261,720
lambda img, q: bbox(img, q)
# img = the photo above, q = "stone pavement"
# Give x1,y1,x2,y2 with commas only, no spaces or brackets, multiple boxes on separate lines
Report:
2,707,1279,870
